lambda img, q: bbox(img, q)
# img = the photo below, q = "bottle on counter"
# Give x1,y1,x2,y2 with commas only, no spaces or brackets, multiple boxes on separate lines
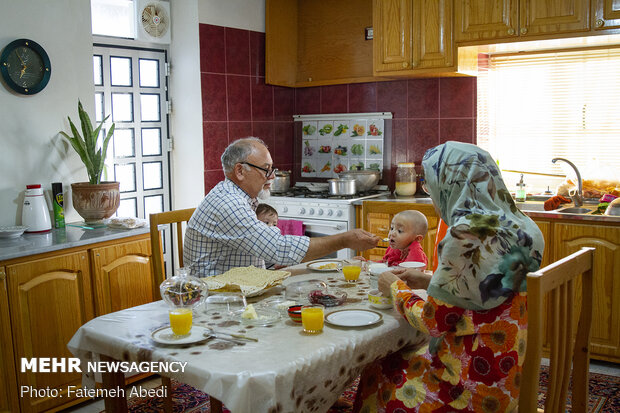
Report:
515,174,527,202
22,184,52,233
52,182,65,229
395,162,417,196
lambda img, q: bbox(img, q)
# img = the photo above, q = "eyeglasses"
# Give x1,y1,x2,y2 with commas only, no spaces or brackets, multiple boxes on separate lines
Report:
240,162,278,178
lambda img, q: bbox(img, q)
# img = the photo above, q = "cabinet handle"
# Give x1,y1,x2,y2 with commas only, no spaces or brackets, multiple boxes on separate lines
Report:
0,269,5,281
520,27,528,35
308,77,312,82
507,28,515,35
596,19,604,28
378,227,388,232
402,62,409,68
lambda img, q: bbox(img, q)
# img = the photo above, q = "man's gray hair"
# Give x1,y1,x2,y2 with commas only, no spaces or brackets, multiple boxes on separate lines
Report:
221,137,267,174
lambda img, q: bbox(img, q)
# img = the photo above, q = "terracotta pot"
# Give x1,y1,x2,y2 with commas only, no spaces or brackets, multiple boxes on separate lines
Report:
71,181,120,223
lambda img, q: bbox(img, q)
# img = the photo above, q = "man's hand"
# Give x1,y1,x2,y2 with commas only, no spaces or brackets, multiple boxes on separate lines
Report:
345,229,380,250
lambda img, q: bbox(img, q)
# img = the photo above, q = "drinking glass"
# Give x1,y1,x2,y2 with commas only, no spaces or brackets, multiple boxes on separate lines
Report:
169,308,193,336
338,260,362,283
301,304,324,334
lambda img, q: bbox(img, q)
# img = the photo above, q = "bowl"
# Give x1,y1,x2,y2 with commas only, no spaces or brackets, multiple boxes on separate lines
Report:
368,289,393,309
399,261,427,270
287,305,302,323
308,288,347,307
338,170,381,192
368,263,389,276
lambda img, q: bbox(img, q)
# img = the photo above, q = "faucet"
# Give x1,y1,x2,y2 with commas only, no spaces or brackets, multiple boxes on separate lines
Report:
551,158,583,206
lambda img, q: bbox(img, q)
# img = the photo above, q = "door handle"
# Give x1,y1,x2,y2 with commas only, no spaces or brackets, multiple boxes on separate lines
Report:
303,222,344,231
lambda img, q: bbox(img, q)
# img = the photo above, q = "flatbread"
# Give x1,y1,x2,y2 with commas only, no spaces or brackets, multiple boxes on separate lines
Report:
205,266,291,297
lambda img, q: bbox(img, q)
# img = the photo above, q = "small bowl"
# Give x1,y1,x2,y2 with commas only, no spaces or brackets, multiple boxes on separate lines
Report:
368,263,389,276
398,261,427,270
287,305,302,323
368,289,393,309
308,288,347,307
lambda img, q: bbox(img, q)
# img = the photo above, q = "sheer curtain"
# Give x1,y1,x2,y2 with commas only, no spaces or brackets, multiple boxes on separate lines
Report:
477,47,620,192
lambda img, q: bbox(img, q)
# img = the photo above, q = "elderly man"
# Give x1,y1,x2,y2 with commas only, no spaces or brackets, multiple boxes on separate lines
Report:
184,137,380,276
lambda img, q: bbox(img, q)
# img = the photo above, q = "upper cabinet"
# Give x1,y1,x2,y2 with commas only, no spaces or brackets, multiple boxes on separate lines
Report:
594,0,620,31
266,0,381,87
455,0,591,44
373,0,459,75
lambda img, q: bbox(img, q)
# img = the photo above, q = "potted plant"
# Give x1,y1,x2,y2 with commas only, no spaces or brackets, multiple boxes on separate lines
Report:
60,100,120,223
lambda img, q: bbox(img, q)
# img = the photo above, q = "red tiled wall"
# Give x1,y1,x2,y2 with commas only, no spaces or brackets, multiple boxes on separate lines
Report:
199,23,477,193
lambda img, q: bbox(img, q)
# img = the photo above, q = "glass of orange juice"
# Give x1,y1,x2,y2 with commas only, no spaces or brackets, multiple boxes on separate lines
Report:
169,307,193,336
301,305,324,334
339,260,362,283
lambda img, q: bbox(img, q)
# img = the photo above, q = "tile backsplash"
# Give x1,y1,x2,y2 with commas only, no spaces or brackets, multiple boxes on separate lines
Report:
200,23,477,193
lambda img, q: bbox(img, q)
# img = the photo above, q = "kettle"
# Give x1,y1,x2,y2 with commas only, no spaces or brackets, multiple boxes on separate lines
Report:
22,184,52,232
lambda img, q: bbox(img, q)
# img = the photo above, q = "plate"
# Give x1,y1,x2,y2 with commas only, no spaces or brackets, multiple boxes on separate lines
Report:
399,261,427,269
235,308,281,326
325,309,383,328
151,325,210,345
306,259,342,272
0,226,28,239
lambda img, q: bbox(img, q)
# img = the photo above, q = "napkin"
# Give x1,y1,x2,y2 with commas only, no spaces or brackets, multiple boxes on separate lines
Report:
543,195,572,211
277,219,304,236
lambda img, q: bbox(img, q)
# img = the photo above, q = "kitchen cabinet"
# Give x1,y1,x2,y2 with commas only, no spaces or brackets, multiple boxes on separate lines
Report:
594,0,620,31
7,251,93,412
373,0,459,75
266,0,381,87
91,238,154,315
0,267,18,413
455,0,591,45
360,201,439,268
0,232,155,412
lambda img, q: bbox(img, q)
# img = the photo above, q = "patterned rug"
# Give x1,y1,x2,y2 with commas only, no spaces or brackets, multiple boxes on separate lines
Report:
112,365,619,412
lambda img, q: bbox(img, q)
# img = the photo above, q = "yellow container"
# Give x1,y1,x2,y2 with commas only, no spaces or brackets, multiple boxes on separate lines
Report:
395,162,417,196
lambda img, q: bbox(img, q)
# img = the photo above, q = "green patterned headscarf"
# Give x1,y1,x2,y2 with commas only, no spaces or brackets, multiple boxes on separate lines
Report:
422,142,544,310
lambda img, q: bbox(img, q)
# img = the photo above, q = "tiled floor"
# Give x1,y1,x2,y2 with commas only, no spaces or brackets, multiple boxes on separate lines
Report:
63,360,620,412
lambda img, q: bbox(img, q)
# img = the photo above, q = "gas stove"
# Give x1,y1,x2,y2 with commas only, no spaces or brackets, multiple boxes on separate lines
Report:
269,184,390,203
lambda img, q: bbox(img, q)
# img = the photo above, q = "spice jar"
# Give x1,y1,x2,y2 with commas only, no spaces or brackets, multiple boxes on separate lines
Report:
395,163,417,196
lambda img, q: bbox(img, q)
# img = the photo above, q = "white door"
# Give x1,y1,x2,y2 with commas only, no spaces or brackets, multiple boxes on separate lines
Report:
93,45,173,277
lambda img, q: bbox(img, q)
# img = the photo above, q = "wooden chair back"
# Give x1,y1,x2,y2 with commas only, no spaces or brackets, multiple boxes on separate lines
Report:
519,247,595,412
149,208,196,287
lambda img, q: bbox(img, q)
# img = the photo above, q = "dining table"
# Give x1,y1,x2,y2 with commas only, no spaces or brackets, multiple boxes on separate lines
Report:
67,261,428,413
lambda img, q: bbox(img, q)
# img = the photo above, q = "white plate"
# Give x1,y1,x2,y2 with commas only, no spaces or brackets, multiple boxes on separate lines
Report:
306,259,342,272
0,226,28,239
235,308,281,326
399,261,427,269
151,325,210,345
325,309,383,328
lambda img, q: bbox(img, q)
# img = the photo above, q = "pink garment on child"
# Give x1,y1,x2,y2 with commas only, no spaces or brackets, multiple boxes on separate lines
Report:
383,241,428,267
277,219,305,236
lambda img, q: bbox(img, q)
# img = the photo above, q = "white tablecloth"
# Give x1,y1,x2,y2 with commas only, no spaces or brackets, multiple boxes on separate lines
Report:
68,265,426,413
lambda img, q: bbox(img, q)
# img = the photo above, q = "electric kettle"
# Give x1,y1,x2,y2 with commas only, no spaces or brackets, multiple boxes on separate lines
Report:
22,184,52,232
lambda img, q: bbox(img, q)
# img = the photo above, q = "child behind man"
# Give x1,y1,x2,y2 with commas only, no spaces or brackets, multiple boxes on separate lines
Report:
256,203,278,227
382,210,428,266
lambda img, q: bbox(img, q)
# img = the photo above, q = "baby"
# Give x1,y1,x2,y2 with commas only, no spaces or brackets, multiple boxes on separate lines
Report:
256,203,278,227
382,210,428,267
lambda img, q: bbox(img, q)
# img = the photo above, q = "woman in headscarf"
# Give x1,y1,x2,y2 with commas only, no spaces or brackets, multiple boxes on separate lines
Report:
352,142,544,413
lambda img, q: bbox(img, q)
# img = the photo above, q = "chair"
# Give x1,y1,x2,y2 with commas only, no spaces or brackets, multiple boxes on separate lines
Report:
148,208,223,413
518,247,595,412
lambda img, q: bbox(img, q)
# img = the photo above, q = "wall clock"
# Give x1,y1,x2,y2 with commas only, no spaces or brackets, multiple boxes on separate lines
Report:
0,38,51,95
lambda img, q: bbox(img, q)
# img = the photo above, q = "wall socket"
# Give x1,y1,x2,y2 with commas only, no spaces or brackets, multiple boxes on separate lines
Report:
365,27,373,40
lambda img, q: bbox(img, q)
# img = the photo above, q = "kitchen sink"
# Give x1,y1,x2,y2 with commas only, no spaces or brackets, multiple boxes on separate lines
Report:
515,202,547,212
556,207,595,214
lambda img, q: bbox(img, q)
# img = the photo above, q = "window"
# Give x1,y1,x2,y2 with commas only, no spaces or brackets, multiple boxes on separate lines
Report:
477,47,620,192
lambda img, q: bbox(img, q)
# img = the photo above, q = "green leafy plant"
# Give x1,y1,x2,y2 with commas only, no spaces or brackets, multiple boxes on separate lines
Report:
59,100,115,185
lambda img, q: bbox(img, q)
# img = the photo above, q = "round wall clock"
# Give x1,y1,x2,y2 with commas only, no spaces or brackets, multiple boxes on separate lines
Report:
0,38,51,95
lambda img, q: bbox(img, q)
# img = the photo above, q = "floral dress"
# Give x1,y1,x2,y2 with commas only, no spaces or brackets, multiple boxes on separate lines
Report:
353,282,527,413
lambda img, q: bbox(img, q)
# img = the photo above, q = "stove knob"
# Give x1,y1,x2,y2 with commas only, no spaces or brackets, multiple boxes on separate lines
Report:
317,208,324,216
336,210,343,217
282,206,288,213
327,210,334,216
309,208,315,215
299,208,306,214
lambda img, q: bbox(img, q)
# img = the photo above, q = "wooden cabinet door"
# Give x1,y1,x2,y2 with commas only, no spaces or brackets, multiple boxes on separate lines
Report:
413,0,454,70
554,223,620,362
455,0,517,43
7,252,93,412
91,238,154,316
520,0,590,36
373,0,413,73
0,267,18,413
594,0,620,30
534,219,552,268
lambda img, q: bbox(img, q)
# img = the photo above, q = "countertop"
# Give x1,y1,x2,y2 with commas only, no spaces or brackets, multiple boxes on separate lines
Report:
358,196,620,224
0,224,150,262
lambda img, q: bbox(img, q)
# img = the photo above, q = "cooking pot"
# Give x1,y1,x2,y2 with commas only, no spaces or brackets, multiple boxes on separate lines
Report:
338,170,381,192
271,171,291,193
327,178,356,195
